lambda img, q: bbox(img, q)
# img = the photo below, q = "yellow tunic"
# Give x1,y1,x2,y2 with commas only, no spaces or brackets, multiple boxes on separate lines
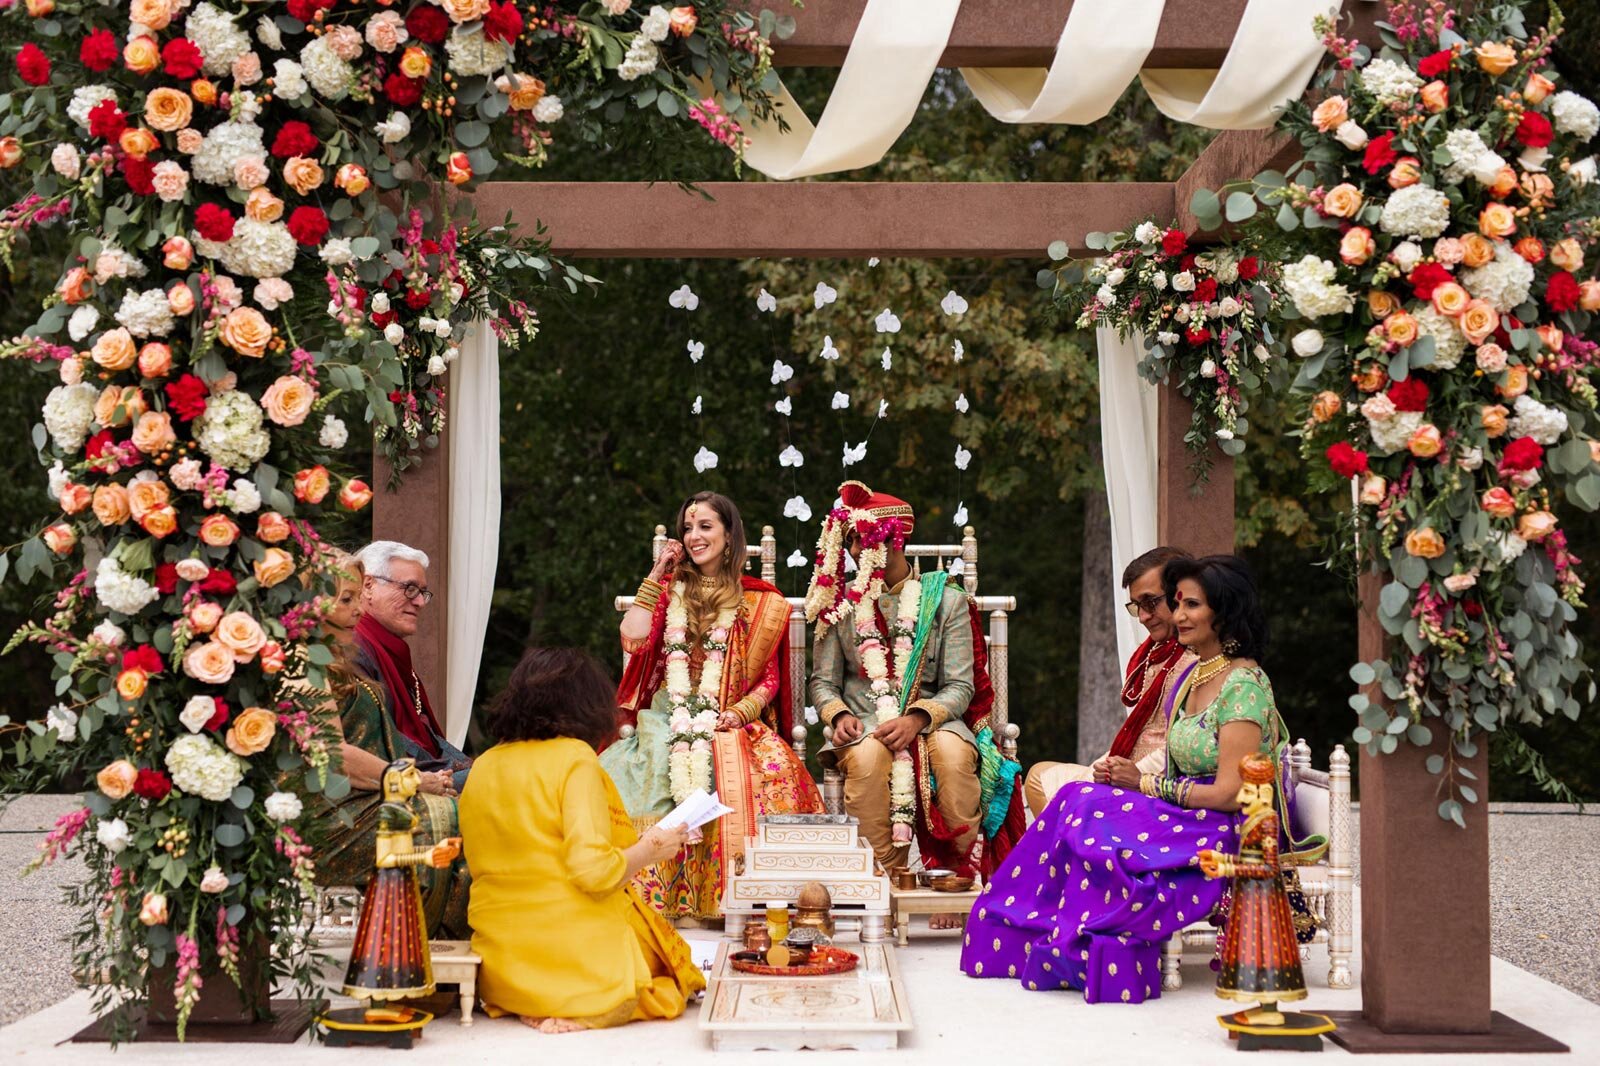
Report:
458,737,706,1026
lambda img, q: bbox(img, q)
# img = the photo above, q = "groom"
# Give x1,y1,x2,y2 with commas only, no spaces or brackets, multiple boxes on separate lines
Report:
807,482,1024,910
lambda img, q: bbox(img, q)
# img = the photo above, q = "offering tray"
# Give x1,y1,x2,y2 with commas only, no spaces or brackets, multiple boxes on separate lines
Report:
729,946,859,977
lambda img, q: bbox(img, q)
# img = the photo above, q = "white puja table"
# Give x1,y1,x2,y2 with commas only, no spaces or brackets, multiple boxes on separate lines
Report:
723,815,891,944
698,940,913,1051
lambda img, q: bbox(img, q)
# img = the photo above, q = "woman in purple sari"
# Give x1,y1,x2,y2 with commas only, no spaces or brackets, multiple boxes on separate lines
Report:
961,556,1285,1004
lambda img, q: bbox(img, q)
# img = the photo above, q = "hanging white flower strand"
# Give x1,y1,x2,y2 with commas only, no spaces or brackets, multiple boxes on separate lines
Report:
680,286,711,476
948,290,973,528
760,286,811,579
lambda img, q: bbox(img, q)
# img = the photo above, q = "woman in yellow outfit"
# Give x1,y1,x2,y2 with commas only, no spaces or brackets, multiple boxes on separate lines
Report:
459,647,702,1033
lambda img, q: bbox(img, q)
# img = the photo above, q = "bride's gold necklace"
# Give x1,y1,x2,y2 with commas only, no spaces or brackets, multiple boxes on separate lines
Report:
1191,653,1231,688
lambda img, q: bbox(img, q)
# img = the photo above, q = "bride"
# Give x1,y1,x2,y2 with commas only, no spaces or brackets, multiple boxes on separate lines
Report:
602,491,823,919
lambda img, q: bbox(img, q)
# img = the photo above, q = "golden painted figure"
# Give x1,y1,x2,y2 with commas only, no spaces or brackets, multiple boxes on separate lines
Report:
341,758,462,1001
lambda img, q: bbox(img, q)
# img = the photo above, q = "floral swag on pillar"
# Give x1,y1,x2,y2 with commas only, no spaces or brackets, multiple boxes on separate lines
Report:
1052,0,1600,818
0,0,784,1038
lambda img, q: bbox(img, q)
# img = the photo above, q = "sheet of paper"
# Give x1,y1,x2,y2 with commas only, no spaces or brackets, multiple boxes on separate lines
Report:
656,790,734,832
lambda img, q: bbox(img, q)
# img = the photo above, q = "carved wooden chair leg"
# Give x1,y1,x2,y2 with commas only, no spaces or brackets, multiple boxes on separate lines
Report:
1160,933,1185,991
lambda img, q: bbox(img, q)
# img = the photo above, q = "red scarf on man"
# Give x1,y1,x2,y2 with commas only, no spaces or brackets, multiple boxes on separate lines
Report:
356,614,443,757
1107,636,1185,759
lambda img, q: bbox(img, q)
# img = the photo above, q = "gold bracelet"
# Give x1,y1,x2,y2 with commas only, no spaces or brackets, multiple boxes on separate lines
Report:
634,579,663,611
1139,773,1156,799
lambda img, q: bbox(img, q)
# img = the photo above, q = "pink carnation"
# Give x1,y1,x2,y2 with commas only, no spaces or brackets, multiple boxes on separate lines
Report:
233,155,268,190
365,11,408,52
231,52,262,86
253,278,293,311
177,128,204,154
324,25,363,61
151,161,189,202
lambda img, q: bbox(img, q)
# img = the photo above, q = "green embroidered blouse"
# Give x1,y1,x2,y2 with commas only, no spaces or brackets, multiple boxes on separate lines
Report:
1166,664,1280,778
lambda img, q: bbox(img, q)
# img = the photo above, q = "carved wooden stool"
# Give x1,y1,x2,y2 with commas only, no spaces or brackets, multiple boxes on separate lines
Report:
428,940,482,1026
889,886,981,946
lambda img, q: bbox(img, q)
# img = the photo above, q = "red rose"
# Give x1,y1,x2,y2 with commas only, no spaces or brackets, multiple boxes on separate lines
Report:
270,120,320,159
1545,270,1581,312
405,289,432,310
483,1,524,43
198,570,237,595
1387,376,1430,413
1500,436,1544,474
1515,111,1554,149
1192,277,1219,303
1185,326,1213,345
87,99,127,142
1463,599,1483,619
205,698,230,731
1161,229,1188,257
1179,253,1197,273
122,156,156,197
370,310,397,329
161,38,204,79
405,4,450,44
132,769,172,802
16,42,51,86
165,374,210,422
286,0,333,22
80,30,119,72
384,72,423,107
1237,256,1259,281
1326,442,1370,479
194,203,237,243
1407,261,1453,300
1417,49,1454,78
85,430,116,460
122,644,165,674
154,562,180,595
287,205,329,246
1363,132,1398,175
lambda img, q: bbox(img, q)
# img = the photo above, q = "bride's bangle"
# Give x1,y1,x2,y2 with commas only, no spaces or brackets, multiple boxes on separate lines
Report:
634,578,664,612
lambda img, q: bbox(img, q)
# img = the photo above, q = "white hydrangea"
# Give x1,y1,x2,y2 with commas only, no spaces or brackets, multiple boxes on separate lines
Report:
46,460,68,500
264,791,303,822
533,94,564,123
1096,284,1116,306
618,35,659,80
1461,241,1535,313
187,3,252,76
95,555,161,616
300,35,354,98
319,238,354,266
1390,240,1424,273
67,86,118,130
445,27,512,77
1359,58,1423,105
319,414,348,449
1151,270,1167,291
1379,185,1452,238
43,384,99,454
93,244,148,284
1134,221,1161,244
1282,255,1354,319
229,478,262,514
46,702,78,741
231,89,263,123
1368,409,1424,455
1485,531,1528,571
67,306,100,343
1551,91,1600,141
1441,129,1491,183
115,288,176,338
219,219,297,279
641,4,672,41
165,733,246,802
1413,304,1467,369
1508,394,1569,445
190,120,266,186
1570,156,1598,187
180,695,217,733
96,817,130,854
192,390,271,471
256,15,283,51
273,59,308,100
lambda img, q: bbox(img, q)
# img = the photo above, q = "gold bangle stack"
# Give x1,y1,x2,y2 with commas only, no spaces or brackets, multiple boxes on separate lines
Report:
634,578,664,612
1139,773,1157,798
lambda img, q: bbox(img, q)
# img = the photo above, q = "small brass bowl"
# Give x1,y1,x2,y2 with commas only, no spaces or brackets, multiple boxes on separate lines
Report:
930,874,975,893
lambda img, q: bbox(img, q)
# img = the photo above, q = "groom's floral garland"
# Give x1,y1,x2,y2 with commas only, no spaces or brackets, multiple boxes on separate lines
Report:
663,579,734,804
805,507,918,838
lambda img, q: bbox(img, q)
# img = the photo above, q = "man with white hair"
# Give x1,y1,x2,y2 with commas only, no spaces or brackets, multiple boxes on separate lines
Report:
354,540,471,793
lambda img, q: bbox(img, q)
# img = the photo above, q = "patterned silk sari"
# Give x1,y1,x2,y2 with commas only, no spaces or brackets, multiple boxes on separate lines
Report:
603,575,823,919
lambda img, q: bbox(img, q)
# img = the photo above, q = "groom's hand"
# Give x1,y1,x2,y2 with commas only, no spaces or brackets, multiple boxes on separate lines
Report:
830,713,864,745
872,711,930,753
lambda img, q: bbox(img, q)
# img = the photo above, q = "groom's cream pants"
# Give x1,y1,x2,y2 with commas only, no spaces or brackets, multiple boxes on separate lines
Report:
833,733,981,873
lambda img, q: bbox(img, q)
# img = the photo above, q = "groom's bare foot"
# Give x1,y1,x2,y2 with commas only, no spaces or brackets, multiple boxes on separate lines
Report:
930,913,966,931
538,1017,587,1034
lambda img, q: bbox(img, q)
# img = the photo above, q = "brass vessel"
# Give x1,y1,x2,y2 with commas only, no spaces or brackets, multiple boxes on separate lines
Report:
792,880,834,939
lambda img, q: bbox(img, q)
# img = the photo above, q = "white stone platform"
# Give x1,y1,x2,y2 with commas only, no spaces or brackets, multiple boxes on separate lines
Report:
4,915,1597,1064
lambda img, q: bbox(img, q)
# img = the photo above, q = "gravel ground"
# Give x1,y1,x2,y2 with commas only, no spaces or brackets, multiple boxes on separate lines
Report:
1,795,1596,1029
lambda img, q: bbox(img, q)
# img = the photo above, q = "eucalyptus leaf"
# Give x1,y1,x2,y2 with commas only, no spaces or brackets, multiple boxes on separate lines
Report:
1225,191,1258,222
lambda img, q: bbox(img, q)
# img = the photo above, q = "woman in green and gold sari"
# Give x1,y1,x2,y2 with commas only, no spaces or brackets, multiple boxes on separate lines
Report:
314,554,471,939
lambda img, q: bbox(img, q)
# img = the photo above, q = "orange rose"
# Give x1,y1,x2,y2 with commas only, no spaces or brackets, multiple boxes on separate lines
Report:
1482,404,1510,437
1479,203,1517,239
1521,172,1555,208
59,482,91,514
334,163,370,196
1536,324,1565,353
259,641,287,675
126,478,170,520
1310,391,1342,424
116,666,149,699
1359,474,1387,505
256,512,292,543
58,267,94,305
1404,527,1446,559
1518,511,1558,543
97,760,139,800
1460,234,1495,268
1550,238,1585,273
260,375,316,427
167,283,197,317
176,128,203,154
25,0,53,15
1354,365,1389,393
1480,487,1516,518
191,79,218,107
254,547,295,588
1388,157,1422,189
123,35,160,75
445,151,472,186
163,236,193,271
92,328,138,372
1384,312,1419,347
92,484,131,526
183,640,236,684
399,45,433,79
439,0,490,21
1513,237,1545,264
1420,80,1450,113
198,513,240,547
144,88,194,133
129,0,173,30
1489,165,1519,199
139,892,169,927
1408,423,1443,458
43,523,77,555
215,611,267,663
141,506,177,538
188,601,223,634
1431,282,1469,317
339,478,374,511
1581,279,1600,312
1590,441,1600,466
1311,95,1349,132
282,156,324,196
225,707,277,757
1367,289,1401,320
1475,41,1517,76
138,342,173,378
245,187,283,223
495,72,545,111
294,466,331,504
669,5,697,36
118,128,159,160
1525,72,1556,104
1335,226,1374,265
95,385,146,427
1497,364,1529,399
1459,300,1499,345
0,137,20,169
220,307,271,359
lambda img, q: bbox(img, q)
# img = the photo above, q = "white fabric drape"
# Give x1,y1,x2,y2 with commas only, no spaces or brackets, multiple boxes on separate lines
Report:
1096,326,1161,670
445,321,501,748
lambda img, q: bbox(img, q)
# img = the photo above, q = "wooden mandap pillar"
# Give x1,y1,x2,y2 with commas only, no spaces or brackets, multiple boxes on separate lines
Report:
372,418,452,709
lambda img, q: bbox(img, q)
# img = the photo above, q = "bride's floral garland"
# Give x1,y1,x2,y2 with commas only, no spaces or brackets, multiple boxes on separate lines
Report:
663,580,735,804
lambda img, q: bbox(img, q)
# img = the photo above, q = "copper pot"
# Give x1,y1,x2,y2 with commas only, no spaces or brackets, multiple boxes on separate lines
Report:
742,923,772,954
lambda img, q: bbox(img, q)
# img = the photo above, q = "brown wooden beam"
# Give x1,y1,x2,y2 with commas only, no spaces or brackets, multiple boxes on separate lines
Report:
1174,128,1301,233
759,0,1386,70
473,181,1173,258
